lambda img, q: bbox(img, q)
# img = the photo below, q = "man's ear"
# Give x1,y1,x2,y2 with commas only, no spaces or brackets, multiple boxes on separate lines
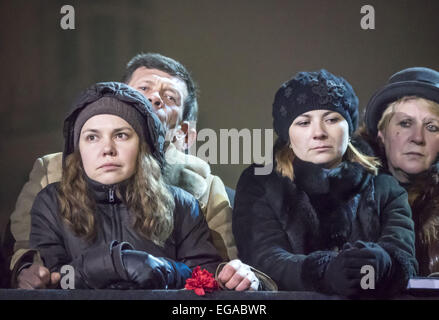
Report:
173,121,197,152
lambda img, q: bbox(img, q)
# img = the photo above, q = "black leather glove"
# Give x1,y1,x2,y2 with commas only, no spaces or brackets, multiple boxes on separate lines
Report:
120,249,192,289
350,240,393,285
323,244,365,297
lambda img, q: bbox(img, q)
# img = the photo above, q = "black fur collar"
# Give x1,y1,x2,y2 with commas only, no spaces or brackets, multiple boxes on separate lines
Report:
293,158,371,202
289,158,372,251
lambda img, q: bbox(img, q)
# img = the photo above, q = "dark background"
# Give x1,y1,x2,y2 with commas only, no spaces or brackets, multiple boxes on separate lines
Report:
1,0,438,234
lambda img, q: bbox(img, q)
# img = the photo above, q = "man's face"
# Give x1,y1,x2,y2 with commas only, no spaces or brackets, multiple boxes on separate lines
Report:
127,67,188,135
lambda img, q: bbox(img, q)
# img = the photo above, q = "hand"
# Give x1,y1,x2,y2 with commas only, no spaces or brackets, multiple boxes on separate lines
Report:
350,241,392,283
17,263,60,289
217,259,259,291
323,248,365,297
121,250,169,289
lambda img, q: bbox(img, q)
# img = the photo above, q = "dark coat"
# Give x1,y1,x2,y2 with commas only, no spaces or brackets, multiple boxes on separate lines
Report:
402,165,439,276
233,160,418,294
30,179,222,289
358,128,439,276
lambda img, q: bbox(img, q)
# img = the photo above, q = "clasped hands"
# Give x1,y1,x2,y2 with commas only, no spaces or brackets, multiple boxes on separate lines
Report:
323,240,392,297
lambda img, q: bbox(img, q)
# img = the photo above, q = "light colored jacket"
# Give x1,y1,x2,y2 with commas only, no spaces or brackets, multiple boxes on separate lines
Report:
9,144,237,275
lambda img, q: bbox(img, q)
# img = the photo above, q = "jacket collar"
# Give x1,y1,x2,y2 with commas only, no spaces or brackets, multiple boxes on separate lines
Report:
285,158,372,251
162,143,210,200
293,157,371,201
85,175,128,204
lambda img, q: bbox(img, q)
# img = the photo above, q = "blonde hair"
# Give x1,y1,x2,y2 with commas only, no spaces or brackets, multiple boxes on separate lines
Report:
378,96,439,134
58,142,175,246
275,139,380,180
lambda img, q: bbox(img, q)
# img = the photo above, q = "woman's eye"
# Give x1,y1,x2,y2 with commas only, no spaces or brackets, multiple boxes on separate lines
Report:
86,135,97,141
426,124,439,132
398,120,411,128
116,132,128,139
296,121,309,126
326,117,339,123
139,86,149,91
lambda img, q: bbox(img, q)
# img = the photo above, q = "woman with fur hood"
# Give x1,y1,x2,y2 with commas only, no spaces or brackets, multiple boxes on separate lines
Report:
361,67,439,277
233,70,417,297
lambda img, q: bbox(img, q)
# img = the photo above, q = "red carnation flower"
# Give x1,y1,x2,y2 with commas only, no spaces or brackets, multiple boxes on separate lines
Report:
185,266,219,296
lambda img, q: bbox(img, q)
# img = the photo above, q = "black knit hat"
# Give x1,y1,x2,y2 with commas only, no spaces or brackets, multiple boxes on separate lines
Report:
63,82,166,167
272,69,359,143
365,67,439,138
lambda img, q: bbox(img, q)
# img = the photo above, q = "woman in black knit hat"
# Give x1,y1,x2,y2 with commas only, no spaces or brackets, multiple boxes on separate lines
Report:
233,69,417,297
28,82,225,290
361,67,439,276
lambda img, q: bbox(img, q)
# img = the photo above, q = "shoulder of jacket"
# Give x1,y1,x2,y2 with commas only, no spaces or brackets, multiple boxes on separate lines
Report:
238,163,281,187
165,144,210,178
168,185,198,207
39,152,63,162
35,182,60,201
373,173,405,193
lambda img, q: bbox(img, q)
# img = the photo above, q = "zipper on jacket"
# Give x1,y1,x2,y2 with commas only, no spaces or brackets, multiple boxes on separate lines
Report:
109,188,115,203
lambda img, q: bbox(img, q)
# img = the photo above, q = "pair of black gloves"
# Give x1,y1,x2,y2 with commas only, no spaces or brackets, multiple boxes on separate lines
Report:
105,241,192,290
321,241,393,297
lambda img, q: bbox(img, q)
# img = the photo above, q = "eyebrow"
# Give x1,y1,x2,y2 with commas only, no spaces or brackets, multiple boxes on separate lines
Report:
81,127,134,134
137,80,180,97
424,117,439,123
393,112,412,117
394,112,439,122
297,111,337,119
136,80,155,86
162,86,180,97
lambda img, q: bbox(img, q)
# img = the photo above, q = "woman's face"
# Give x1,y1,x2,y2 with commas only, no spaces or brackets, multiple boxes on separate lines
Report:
289,110,349,169
378,99,439,182
79,114,140,185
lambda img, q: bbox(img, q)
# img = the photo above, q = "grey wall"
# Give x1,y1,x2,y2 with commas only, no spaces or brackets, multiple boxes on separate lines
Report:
1,0,438,234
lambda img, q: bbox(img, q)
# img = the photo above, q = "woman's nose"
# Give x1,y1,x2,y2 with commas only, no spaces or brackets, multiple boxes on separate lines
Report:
312,121,328,139
102,139,117,156
410,125,425,145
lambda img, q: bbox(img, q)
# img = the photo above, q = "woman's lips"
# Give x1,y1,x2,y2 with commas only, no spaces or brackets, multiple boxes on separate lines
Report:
99,163,122,170
404,152,424,157
311,146,332,151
